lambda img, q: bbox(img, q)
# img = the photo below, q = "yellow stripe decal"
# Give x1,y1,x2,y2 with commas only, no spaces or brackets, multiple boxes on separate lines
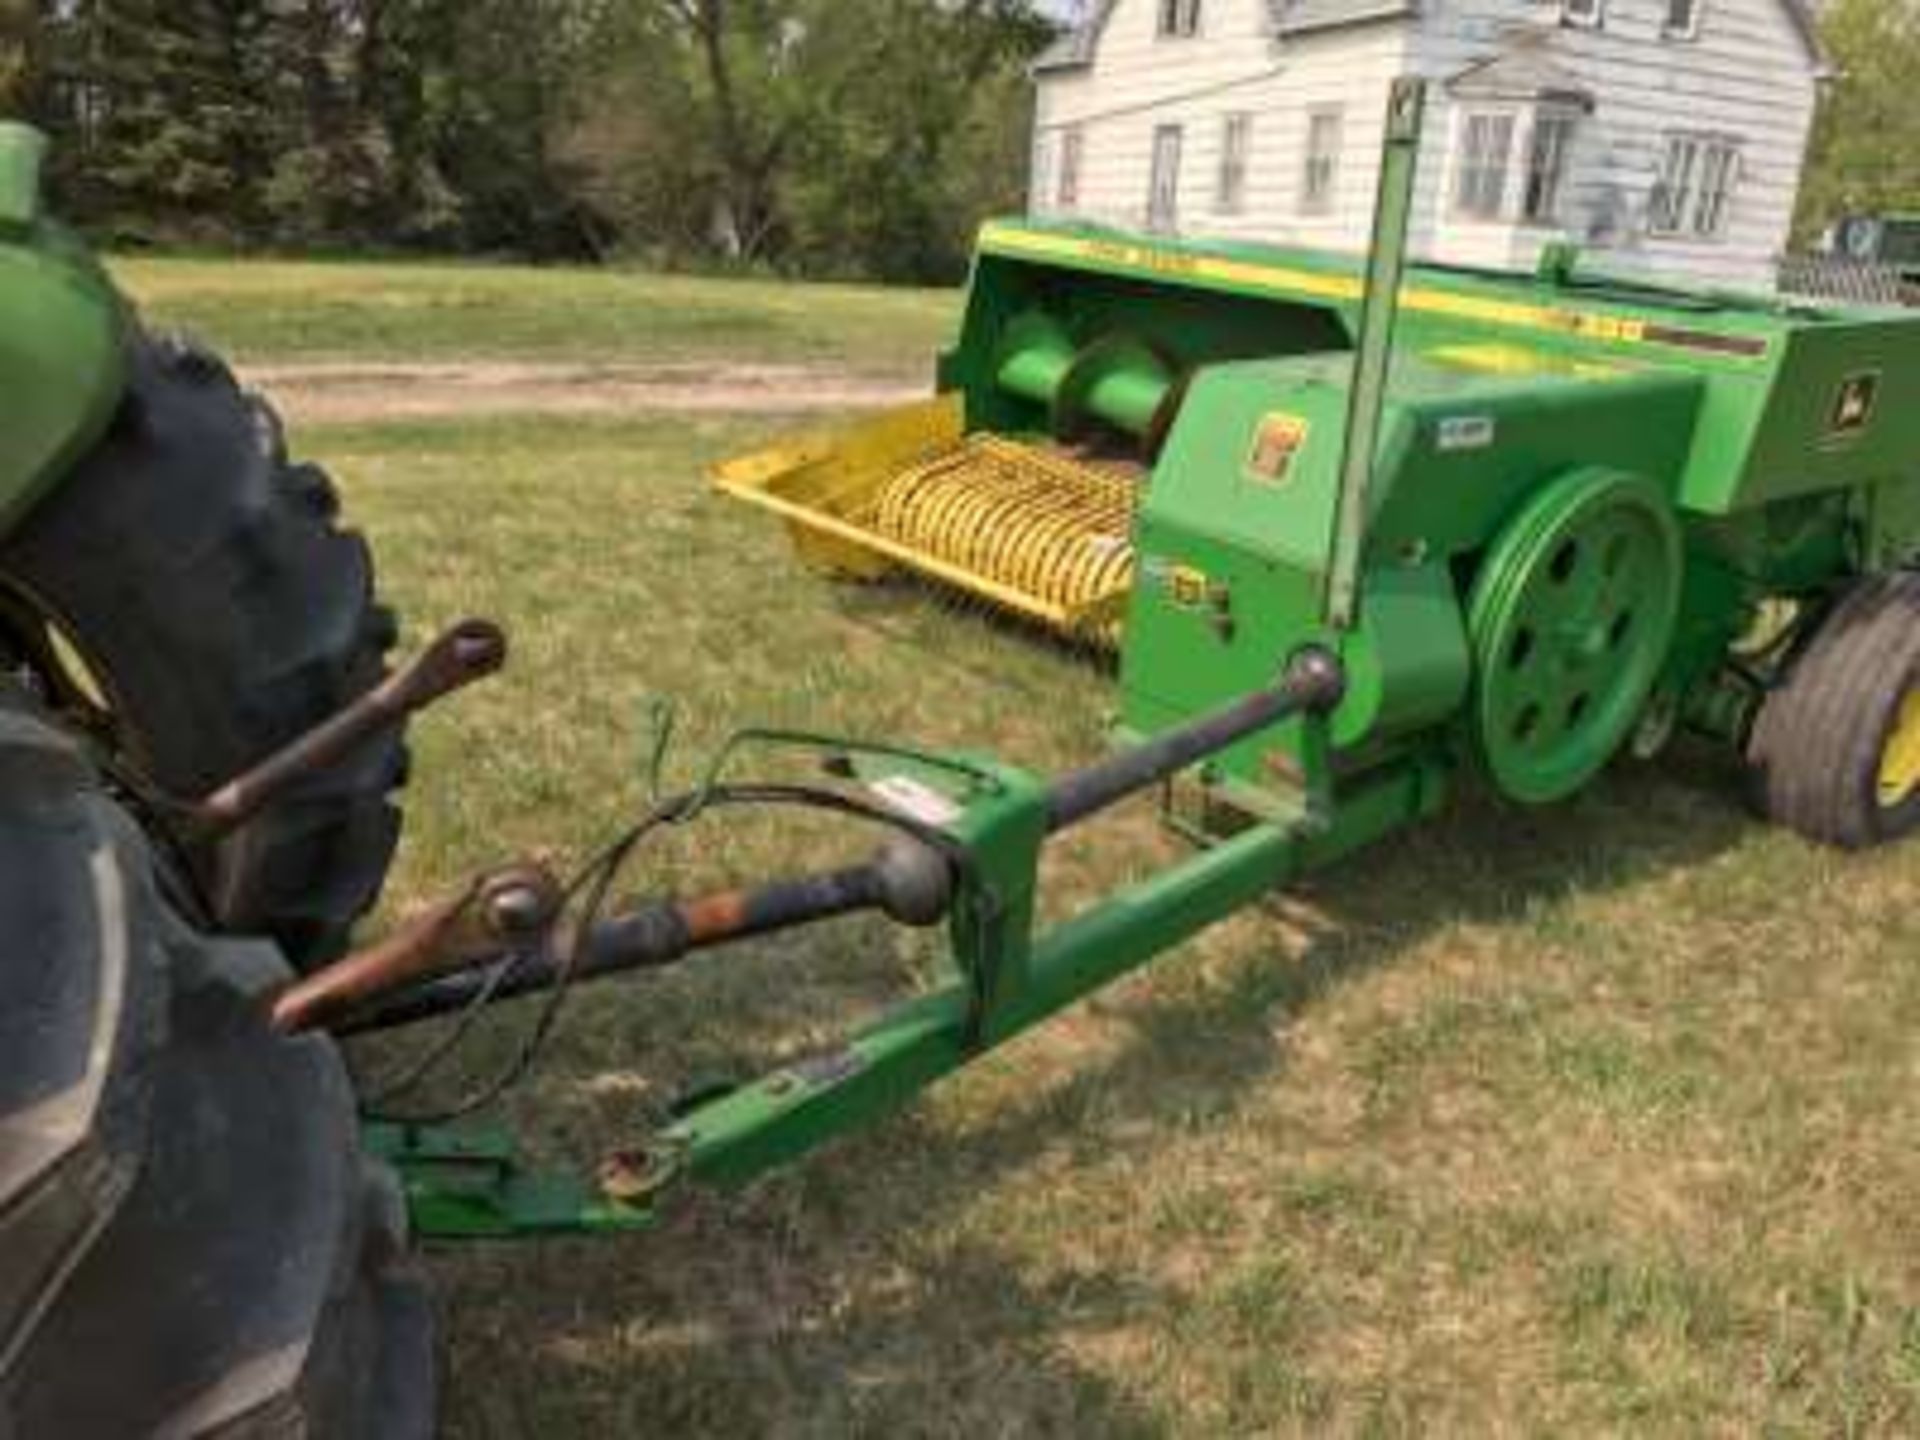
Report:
977,225,1767,362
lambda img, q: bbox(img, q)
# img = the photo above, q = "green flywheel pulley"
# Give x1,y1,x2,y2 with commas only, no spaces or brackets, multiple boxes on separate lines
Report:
1467,468,1683,804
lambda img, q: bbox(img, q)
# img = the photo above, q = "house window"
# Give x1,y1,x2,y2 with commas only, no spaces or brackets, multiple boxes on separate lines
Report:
1562,0,1604,27
1148,124,1184,230
1693,142,1739,233
1217,114,1252,214
1300,107,1343,214
1058,126,1084,209
1158,0,1201,37
1521,113,1576,224
1649,134,1739,237
1663,0,1702,37
1454,112,1515,221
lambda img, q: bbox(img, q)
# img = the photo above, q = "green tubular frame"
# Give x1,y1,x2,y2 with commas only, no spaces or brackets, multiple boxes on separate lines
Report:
372,716,1442,1240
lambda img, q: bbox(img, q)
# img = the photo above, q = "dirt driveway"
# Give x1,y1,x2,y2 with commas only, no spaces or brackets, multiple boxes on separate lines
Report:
244,360,926,424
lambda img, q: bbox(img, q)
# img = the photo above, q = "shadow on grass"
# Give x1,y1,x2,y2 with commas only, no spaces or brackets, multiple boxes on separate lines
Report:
430,740,1760,1437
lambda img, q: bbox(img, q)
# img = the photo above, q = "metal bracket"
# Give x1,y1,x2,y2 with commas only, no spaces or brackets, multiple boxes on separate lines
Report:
364,1121,660,1239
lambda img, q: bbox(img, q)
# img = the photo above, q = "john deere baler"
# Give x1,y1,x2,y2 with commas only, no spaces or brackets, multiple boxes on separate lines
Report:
718,85,1920,847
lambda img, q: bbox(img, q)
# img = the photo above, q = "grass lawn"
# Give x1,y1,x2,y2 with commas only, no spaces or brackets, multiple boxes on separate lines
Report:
306,409,1920,1437
111,255,957,372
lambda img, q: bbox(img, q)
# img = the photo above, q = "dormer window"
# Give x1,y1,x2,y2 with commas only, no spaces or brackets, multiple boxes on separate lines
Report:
1158,0,1202,37
1561,0,1603,28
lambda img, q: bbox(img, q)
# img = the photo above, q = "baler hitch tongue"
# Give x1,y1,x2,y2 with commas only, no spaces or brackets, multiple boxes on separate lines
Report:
326,647,1344,1040
188,617,507,838
329,652,1346,1237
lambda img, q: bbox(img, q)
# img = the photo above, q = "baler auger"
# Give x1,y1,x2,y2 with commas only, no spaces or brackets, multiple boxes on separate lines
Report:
6,74,1920,1436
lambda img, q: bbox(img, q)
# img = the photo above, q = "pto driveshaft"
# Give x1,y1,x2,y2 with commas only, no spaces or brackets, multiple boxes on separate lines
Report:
313,646,1345,1037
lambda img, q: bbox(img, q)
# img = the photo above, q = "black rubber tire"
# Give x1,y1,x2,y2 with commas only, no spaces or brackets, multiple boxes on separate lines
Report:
0,685,436,1438
0,331,405,968
1747,571,1920,849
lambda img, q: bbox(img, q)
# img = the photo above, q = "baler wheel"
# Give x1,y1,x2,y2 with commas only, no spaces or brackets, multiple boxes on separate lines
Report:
1747,571,1920,848
0,331,406,969
1466,468,1683,804
0,686,435,1437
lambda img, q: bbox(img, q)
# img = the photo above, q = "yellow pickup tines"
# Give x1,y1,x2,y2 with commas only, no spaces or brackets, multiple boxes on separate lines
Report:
712,399,1143,644
870,435,1137,640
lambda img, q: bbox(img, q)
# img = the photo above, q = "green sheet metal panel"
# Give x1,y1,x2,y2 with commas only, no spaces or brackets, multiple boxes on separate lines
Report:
1117,346,1703,801
0,124,128,538
1716,314,1920,513
953,220,1920,525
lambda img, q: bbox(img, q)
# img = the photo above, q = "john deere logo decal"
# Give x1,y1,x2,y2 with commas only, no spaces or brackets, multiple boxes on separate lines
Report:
1830,372,1879,438
1246,412,1309,485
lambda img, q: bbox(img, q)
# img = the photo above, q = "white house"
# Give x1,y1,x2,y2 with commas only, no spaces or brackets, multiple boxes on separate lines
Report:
1030,0,1829,290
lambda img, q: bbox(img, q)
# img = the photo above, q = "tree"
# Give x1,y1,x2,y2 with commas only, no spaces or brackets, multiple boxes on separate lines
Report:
29,0,273,237
1796,0,1920,240
555,6,711,258
568,0,1052,276
785,0,1050,280
16,0,1057,276
102,1,266,235
648,0,848,260
252,0,390,242
0,0,40,114
424,0,607,254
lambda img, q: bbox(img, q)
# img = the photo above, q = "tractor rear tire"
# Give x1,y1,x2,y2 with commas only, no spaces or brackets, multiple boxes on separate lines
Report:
0,331,405,969
1747,571,1920,848
0,685,436,1438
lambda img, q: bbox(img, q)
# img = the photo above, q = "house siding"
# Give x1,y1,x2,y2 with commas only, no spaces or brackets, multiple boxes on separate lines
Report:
1409,0,1818,288
1032,0,1414,244
1032,0,1818,291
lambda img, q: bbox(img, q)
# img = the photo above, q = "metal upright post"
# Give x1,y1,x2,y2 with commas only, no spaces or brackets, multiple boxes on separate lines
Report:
1324,77,1426,630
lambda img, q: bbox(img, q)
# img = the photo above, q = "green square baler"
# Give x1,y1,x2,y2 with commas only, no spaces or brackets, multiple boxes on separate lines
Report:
718,119,1920,847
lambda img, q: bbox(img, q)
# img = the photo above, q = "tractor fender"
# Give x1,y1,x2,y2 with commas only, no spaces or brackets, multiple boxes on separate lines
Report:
0,123,129,540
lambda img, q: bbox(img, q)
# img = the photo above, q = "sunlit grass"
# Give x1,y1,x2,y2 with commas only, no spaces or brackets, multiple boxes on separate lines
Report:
111,255,958,371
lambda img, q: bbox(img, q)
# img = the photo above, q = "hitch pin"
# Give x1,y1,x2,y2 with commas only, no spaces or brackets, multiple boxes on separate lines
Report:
188,618,507,838
270,859,563,1035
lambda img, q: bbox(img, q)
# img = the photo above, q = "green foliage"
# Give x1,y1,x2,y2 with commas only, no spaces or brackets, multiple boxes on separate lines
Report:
15,0,1053,279
0,0,35,113
781,2,1046,281
1797,0,1920,240
46,0,267,235
557,0,1051,279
